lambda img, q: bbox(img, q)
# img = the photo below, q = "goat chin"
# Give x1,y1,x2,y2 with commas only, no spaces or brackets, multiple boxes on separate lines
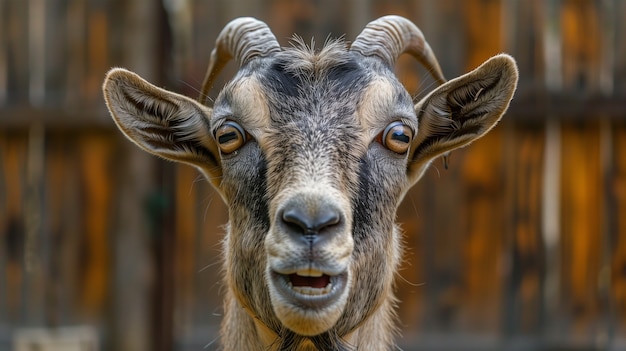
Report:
271,292,348,336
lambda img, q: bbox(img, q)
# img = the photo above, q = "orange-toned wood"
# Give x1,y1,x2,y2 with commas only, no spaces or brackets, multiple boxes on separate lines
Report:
78,134,113,315
459,128,506,332
560,121,603,333
0,135,27,321
175,164,199,323
0,135,25,226
504,0,546,89
560,0,603,92
611,122,626,326
463,0,503,71
511,126,545,333
86,10,109,102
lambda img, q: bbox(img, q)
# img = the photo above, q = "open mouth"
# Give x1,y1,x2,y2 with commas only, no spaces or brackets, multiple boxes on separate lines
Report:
288,269,332,296
271,268,347,309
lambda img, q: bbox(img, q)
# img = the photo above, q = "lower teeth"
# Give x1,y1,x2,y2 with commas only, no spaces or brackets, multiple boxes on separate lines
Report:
288,283,333,296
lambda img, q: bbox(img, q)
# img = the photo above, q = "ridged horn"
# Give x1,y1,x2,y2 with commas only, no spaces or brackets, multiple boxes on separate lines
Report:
350,15,446,85
198,17,280,104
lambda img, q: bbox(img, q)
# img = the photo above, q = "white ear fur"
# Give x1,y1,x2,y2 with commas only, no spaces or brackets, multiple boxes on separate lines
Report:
103,68,221,180
409,54,518,181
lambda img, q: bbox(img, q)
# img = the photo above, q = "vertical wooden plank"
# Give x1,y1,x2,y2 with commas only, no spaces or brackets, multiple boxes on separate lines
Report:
505,125,546,336
459,129,506,332
560,0,603,92
463,0,503,71
501,0,550,340
162,0,194,80
559,121,603,342
43,0,66,104
409,155,466,333
28,0,46,105
0,0,7,105
559,0,609,345
43,135,65,327
65,0,87,105
0,134,27,322
610,122,626,335
596,0,616,95
502,0,546,91
44,134,83,325
542,118,563,339
6,0,29,103
416,0,466,78
85,3,109,104
121,1,159,79
111,145,155,351
540,1,565,342
23,123,46,325
543,0,563,93
78,134,113,315
458,0,506,333
174,164,198,339
614,0,626,94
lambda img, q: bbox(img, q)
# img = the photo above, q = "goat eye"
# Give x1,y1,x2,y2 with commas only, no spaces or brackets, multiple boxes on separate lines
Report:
216,121,247,154
381,121,413,154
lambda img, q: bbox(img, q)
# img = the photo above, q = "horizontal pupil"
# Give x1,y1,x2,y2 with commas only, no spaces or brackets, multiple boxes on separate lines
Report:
218,131,239,144
391,131,410,143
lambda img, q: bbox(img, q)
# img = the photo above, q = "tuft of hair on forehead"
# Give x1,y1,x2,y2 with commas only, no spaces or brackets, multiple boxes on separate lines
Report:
278,35,353,80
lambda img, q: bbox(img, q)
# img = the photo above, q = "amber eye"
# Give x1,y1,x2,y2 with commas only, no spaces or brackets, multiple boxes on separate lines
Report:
381,121,413,154
215,121,247,154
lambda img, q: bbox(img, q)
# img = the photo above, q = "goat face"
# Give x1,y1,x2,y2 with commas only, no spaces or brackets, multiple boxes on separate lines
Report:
103,16,518,347
216,41,419,337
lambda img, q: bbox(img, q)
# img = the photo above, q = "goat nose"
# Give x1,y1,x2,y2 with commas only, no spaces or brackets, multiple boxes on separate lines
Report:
282,205,341,236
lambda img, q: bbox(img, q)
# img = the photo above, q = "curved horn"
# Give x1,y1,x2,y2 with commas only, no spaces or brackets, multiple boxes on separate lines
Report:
350,15,446,85
199,17,280,104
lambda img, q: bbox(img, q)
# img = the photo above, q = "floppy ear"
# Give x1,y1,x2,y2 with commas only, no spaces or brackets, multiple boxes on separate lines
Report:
409,54,518,181
103,68,221,184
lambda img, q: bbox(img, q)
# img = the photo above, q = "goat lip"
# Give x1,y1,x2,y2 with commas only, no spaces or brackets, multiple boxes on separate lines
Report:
270,270,347,309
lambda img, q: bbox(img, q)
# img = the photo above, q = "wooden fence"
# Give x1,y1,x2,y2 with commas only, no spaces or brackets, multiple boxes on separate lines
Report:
1,0,625,350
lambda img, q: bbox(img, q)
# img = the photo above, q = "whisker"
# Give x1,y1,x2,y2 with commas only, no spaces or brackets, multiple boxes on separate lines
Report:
203,336,219,349
397,272,426,288
198,259,221,273
179,79,203,95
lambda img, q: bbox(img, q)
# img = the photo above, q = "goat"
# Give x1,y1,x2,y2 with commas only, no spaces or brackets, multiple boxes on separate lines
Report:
103,16,518,351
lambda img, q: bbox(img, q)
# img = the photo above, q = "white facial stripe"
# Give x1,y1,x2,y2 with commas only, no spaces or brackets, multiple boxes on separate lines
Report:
356,77,418,145
229,76,271,142
356,77,396,141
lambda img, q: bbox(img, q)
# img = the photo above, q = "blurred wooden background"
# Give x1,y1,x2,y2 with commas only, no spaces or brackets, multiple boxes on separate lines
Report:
1,0,625,350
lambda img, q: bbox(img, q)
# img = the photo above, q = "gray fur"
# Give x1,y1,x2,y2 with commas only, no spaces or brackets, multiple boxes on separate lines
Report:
103,16,518,351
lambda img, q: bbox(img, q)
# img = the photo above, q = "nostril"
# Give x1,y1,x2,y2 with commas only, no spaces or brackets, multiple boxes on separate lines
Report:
282,206,341,235
282,208,309,233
